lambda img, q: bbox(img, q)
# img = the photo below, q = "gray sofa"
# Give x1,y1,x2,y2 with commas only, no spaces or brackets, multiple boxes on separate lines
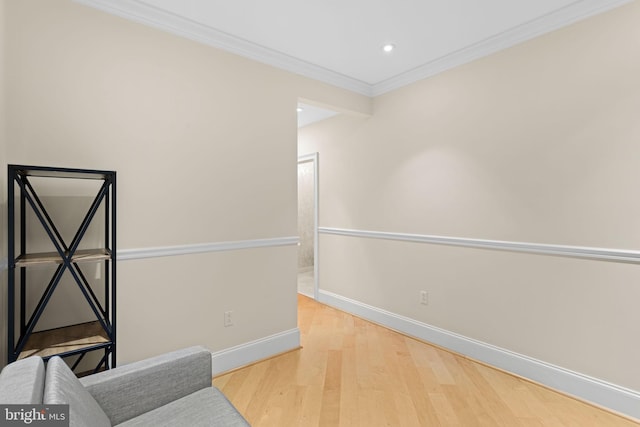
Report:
0,346,250,426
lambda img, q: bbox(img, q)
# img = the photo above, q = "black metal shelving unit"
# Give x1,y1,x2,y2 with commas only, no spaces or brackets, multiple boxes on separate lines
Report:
7,164,116,374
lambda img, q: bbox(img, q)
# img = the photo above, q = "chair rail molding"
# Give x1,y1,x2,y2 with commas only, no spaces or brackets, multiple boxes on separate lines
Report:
319,227,640,264
117,236,299,261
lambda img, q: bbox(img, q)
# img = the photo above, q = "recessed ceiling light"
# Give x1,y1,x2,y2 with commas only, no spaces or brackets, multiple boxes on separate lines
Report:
382,43,395,53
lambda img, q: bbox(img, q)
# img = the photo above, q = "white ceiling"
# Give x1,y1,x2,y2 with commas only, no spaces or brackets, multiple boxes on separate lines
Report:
297,103,339,128
78,0,629,96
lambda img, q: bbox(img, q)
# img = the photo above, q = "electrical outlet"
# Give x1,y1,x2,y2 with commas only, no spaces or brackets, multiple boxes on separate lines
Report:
420,291,429,306
224,311,233,327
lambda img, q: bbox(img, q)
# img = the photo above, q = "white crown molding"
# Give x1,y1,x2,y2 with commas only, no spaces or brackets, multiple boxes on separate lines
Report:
210,328,300,375
73,0,372,96
319,227,640,264
371,0,632,96
76,0,630,98
318,290,640,420
117,236,299,261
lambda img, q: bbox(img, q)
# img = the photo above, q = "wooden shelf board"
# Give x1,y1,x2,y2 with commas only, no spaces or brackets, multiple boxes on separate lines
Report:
15,248,112,266
18,321,111,360
13,166,113,180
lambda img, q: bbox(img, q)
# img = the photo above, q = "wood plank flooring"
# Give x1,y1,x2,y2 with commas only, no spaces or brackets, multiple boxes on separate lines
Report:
213,295,639,426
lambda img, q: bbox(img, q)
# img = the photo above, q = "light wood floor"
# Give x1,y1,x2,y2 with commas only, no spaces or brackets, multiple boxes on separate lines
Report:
213,295,639,426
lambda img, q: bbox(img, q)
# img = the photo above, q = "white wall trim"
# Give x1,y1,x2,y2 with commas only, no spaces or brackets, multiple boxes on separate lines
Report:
73,0,372,96
371,0,632,95
210,328,300,375
318,290,640,420
75,0,630,97
319,227,640,264
298,153,320,300
118,236,299,261
297,153,316,163
1,239,298,264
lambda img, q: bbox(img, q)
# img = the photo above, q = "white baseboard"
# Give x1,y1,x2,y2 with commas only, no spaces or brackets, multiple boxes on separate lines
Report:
318,290,640,421
210,328,300,376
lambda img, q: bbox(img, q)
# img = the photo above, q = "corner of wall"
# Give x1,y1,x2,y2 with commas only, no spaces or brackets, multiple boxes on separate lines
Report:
0,0,8,369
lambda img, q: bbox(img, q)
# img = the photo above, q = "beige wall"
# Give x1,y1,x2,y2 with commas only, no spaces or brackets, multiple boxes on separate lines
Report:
0,0,7,369
2,0,367,365
299,2,640,391
5,0,637,402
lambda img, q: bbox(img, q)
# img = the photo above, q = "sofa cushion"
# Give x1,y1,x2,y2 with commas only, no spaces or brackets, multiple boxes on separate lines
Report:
0,356,45,404
43,357,111,427
116,387,250,427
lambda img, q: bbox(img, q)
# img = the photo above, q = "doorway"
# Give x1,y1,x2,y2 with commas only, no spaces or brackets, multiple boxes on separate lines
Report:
297,153,318,299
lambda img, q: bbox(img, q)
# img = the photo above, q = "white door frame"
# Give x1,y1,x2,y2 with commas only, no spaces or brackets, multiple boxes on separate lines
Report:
297,152,319,300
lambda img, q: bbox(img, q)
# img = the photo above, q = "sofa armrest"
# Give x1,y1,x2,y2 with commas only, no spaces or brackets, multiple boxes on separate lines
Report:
0,357,45,404
79,346,212,425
